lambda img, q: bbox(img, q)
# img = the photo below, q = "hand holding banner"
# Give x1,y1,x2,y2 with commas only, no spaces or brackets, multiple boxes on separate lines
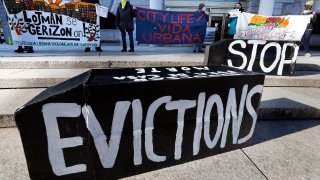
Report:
96,4,109,18
228,9,241,18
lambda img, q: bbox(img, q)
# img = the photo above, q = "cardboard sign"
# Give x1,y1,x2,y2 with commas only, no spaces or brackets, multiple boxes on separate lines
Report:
136,7,207,44
205,39,299,76
235,13,310,41
228,9,241,18
3,0,100,47
96,4,109,18
15,66,265,179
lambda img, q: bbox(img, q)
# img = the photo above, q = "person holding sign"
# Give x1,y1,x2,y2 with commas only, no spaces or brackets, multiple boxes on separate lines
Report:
300,0,317,57
82,0,103,52
116,0,136,52
193,3,209,53
227,2,244,39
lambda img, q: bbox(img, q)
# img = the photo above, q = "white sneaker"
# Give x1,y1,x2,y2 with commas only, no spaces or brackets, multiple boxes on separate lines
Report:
304,53,311,57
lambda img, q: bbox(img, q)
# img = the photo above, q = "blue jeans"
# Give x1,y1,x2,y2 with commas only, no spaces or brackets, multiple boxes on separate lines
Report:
121,30,134,50
193,43,203,51
301,29,313,53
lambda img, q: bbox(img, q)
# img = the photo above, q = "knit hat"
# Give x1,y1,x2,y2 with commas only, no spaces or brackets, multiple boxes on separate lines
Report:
121,0,127,9
305,0,314,6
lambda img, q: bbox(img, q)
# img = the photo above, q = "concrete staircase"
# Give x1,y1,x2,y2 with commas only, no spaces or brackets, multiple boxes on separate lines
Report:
0,44,319,127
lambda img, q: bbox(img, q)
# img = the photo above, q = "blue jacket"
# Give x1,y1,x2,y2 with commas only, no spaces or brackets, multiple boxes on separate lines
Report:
227,17,238,35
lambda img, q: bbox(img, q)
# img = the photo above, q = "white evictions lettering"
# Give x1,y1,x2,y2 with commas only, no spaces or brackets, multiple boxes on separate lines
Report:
41,84,263,176
227,40,299,75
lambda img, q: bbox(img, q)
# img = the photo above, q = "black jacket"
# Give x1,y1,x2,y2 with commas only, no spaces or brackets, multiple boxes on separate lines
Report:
116,2,135,31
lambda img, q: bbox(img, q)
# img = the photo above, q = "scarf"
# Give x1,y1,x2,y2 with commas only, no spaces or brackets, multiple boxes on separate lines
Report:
121,0,127,9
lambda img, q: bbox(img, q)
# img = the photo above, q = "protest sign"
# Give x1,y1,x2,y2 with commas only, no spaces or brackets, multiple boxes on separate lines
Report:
136,7,207,44
228,9,241,18
3,0,100,47
96,4,108,18
15,66,265,179
205,39,299,76
235,12,311,41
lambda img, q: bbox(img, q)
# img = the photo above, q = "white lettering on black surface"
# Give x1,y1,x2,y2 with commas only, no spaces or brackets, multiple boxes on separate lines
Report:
42,84,263,176
227,40,299,75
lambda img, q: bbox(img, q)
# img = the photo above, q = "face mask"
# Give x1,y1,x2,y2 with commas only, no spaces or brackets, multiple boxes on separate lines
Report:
121,0,127,9
201,7,207,12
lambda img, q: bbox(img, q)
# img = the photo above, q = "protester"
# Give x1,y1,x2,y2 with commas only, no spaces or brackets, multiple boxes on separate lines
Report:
193,3,209,53
14,46,34,53
116,0,136,52
227,2,244,39
300,0,317,57
82,0,103,52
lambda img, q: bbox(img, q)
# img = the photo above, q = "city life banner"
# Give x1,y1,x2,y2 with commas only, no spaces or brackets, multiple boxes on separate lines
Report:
3,0,100,47
234,12,311,41
136,7,207,44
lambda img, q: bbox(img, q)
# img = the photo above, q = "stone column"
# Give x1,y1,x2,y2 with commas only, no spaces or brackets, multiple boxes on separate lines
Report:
0,0,11,44
150,0,163,10
258,0,275,16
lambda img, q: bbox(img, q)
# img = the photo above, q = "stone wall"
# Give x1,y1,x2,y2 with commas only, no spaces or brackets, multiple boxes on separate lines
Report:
247,0,320,15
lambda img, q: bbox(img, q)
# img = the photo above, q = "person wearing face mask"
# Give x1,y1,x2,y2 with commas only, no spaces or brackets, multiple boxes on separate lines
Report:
116,0,136,52
227,2,244,39
193,3,209,53
300,0,317,57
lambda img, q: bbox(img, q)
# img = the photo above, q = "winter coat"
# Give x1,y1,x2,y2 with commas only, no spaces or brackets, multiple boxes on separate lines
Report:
116,2,135,31
300,10,317,30
227,17,238,35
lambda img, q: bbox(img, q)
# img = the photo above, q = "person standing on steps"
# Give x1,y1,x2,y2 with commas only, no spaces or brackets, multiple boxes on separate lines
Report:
193,3,209,53
116,0,136,52
82,0,103,52
227,2,244,39
300,0,317,57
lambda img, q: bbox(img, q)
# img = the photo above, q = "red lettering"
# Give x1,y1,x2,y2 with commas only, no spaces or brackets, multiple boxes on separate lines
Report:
171,14,178,23
160,12,169,22
149,11,159,22
183,25,191,33
158,24,167,33
163,34,172,43
142,33,153,43
187,14,193,23
182,33,192,42
172,24,182,34
173,34,181,43
180,14,187,23
154,32,162,43
137,10,146,21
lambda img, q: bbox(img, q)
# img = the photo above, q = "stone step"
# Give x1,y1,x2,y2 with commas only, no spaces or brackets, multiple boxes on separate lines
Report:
1,87,319,127
0,69,319,88
0,55,204,69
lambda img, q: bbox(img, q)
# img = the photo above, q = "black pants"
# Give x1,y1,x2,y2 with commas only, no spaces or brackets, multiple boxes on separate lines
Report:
121,30,134,50
301,29,313,53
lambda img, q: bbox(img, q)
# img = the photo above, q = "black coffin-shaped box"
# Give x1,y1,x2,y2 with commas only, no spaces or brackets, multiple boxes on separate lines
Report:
15,66,265,179
205,39,299,76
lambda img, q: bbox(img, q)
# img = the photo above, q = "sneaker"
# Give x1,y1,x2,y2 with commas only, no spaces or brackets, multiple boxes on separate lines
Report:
121,49,127,52
85,48,90,52
304,53,311,57
198,50,204,53
128,49,134,52
27,47,34,53
95,47,102,52
193,50,197,53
